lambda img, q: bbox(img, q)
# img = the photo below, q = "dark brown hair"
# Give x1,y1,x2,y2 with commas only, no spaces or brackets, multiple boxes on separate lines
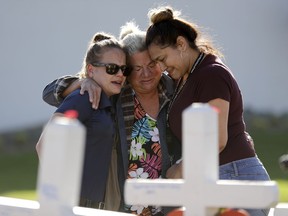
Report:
146,6,222,57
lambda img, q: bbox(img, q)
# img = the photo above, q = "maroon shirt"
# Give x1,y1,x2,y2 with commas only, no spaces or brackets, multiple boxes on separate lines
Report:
168,54,255,165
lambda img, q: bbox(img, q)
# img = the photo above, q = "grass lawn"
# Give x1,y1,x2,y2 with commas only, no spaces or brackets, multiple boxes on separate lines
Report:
277,179,288,202
250,128,288,203
0,152,38,200
251,129,288,180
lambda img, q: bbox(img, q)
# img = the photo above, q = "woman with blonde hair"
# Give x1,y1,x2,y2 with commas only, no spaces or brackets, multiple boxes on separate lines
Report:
36,32,129,210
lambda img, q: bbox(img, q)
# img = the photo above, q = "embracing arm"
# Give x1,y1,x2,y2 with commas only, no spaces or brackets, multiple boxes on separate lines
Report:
42,75,102,109
42,75,79,107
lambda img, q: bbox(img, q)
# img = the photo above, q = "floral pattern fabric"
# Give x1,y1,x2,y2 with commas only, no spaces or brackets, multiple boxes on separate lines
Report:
125,96,163,216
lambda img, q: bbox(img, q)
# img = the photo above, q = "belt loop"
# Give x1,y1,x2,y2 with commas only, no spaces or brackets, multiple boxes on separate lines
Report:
80,197,105,209
98,202,105,209
87,199,92,207
232,161,239,176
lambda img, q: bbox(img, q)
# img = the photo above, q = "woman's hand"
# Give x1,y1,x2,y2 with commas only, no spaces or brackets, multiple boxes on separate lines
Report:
166,160,183,179
80,78,102,109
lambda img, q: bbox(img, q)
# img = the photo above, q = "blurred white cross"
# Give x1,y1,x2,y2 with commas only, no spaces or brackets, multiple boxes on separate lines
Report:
125,103,279,216
0,116,132,216
269,203,288,216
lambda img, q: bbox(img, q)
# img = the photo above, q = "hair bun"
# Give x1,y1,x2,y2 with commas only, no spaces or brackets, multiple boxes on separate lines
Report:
92,32,114,43
119,21,141,40
148,6,175,24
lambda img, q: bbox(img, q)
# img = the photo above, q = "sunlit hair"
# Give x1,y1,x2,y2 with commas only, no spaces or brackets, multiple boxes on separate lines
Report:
146,6,223,57
119,21,147,56
78,32,125,78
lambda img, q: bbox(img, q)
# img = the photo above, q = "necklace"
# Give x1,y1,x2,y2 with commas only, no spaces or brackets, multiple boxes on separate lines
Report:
166,52,205,122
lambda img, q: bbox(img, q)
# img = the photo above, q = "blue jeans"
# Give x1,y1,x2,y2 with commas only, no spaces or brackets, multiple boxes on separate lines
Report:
219,156,271,216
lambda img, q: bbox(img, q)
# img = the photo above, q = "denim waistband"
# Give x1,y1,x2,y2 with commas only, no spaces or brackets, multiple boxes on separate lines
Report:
219,156,265,176
219,156,271,181
220,156,262,169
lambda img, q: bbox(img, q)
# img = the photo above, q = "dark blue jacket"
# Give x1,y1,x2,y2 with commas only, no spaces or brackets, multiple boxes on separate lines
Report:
56,89,115,202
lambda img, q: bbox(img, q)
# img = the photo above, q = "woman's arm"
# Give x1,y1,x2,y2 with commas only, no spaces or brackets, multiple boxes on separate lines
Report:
42,75,79,107
208,98,229,153
42,75,102,109
35,113,64,158
166,99,229,179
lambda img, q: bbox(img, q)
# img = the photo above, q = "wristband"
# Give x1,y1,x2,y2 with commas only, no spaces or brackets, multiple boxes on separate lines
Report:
176,158,183,164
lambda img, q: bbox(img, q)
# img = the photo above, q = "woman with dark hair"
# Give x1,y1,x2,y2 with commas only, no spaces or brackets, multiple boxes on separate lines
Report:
145,6,271,216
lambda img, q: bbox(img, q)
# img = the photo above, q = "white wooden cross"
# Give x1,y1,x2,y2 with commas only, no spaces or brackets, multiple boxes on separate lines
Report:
125,103,280,216
269,203,288,216
0,116,132,216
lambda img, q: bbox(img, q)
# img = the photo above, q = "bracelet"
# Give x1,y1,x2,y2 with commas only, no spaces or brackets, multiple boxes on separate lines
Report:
176,158,183,164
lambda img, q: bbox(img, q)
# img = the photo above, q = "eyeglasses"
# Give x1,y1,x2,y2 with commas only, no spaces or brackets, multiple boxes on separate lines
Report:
91,62,131,77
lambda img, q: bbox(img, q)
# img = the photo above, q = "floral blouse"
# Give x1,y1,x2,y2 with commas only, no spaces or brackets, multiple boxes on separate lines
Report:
125,96,163,216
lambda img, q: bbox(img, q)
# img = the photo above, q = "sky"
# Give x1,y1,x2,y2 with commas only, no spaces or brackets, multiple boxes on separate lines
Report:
0,0,287,132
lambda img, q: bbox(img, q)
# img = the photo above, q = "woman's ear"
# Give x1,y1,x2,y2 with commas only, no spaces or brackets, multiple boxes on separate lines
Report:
87,64,94,78
176,36,188,51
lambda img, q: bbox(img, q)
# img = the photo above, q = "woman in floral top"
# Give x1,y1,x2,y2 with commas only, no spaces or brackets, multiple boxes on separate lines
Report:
126,96,163,215
117,22,175,215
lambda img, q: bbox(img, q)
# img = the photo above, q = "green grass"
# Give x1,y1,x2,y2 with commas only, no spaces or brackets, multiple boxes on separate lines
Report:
1,190,37,201
0,152,38,200
250,129,288,179
248,128,288,202
277,179,288,202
